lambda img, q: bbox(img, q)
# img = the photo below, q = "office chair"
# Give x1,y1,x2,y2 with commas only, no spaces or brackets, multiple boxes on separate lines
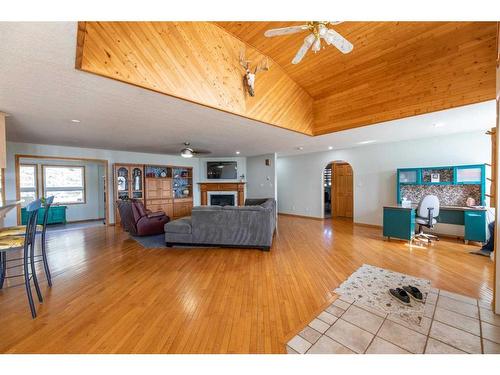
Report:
414,195,440,244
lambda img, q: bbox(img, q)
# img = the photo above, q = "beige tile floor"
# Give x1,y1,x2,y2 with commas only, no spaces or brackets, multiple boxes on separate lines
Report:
286,288,500,354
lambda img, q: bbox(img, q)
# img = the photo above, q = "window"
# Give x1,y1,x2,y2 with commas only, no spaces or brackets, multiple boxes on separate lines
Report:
20,164,38,204
324,166,332,187
43,165,85,204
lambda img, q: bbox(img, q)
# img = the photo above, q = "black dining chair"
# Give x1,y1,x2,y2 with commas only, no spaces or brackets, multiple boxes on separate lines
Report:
0,195,54,286
0,199,43,318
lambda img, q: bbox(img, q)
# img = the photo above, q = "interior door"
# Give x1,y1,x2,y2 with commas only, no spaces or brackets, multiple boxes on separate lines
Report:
333,163,353,218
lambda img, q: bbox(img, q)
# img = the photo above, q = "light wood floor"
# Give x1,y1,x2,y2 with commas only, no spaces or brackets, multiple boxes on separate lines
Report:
0,216,494,353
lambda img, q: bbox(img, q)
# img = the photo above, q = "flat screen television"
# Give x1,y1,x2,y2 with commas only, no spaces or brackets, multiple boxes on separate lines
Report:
207,161,238,179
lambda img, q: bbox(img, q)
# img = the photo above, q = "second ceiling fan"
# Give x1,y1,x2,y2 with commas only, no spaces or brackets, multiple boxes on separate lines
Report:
264,21,353,64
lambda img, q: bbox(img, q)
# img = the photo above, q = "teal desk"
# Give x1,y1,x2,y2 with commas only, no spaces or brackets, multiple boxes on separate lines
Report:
383,205,487,244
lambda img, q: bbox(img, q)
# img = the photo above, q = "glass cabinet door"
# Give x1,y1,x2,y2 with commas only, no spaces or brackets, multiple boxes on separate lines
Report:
132,167,143,199
117,167,129,199
456,166,482,184
398,170,418,184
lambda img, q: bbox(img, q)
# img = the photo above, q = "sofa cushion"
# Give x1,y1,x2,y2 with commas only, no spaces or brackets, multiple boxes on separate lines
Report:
222,205,264,212
165,217,192,234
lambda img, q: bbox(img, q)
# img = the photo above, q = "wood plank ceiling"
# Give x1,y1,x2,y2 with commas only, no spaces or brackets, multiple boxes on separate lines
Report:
216,22,498,134
76,22,314,135
76,22,497,136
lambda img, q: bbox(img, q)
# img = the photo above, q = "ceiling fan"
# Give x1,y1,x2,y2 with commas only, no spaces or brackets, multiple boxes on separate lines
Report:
180,142,211,158
264,21,353,64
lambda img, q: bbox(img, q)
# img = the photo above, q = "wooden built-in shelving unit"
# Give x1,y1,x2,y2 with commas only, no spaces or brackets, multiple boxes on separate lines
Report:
113,163,193,224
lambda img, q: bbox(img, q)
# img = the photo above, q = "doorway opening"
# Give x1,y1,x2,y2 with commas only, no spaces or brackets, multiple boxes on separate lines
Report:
323,161,353,219
15,154,109,228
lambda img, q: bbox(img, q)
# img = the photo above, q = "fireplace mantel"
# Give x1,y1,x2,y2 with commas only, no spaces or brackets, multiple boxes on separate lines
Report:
198,182,246,206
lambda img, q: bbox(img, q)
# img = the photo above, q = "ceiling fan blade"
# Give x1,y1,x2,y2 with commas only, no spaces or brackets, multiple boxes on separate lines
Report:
323,29,353,54
264,25,308,37
193,149,211,155
292,34,315,64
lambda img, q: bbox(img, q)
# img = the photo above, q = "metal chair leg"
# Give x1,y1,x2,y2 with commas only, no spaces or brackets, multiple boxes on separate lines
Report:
41,232,52,287
23,246,37,318
30,242,43,303
0,252,6,289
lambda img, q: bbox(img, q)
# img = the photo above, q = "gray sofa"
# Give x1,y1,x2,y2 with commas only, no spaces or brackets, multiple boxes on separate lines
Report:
164,198,276,251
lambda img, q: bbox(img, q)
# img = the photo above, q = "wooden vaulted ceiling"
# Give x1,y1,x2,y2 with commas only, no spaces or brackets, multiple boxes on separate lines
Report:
76,22,497,136
217,22,498,134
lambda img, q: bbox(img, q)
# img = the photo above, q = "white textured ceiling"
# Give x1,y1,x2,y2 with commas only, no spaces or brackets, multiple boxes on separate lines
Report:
0,22,496,158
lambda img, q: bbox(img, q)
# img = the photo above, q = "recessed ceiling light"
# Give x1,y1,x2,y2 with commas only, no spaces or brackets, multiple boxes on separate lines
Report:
328,146,333,150
235,151,240,155
296,146,304,151
71,119,81,123
433,122,445,128
358,140,376,145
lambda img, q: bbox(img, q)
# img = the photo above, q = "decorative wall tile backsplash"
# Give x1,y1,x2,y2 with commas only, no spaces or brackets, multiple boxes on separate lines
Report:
400,184,481,206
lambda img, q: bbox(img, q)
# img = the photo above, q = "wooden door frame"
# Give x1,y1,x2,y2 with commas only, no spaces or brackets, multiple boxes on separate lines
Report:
493,22,499,314
323,161,354,219
15,154,110,226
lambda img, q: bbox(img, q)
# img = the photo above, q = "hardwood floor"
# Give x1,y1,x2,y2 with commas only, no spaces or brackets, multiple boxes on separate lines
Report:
0,216,493,353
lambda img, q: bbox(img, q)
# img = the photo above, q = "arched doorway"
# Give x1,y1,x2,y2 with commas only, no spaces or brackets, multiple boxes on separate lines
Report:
323,161,353,219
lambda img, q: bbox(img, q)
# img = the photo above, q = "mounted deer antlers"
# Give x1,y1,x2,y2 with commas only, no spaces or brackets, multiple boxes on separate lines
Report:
239,50,270,97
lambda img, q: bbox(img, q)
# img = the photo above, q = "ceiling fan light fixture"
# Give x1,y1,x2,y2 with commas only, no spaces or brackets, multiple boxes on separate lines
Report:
181,148,194,158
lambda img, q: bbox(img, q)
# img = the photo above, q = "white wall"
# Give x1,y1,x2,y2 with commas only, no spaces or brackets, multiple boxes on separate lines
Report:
246,153,277,200
4,142,201,226
20,157,105,222
277,131,491,229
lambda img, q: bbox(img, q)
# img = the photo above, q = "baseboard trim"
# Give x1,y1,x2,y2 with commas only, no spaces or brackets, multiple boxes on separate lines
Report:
278,213,323,221
353,222,382,229
66,218,106,224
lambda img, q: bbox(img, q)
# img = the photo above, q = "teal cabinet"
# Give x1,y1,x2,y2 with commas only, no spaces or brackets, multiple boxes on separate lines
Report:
464,210,487,242
397,169,420,185
21,205,67,225
396,164,486,205
454,165,485,185
383,207,415,242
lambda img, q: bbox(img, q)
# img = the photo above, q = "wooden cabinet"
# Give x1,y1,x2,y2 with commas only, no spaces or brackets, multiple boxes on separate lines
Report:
145,165,193,220
113,164,145,224
145,175,174,218
173,199,192,218
114,164,193,223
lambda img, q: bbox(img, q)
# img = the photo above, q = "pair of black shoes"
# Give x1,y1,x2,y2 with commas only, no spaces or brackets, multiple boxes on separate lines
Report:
389,286,423,306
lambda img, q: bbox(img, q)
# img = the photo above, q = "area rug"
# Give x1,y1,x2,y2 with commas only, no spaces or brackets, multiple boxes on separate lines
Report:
334,264,431,326
130,234,166,248
130,235,212,249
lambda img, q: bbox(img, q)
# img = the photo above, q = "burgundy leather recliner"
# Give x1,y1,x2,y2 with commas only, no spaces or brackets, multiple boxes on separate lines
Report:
117,199,169,236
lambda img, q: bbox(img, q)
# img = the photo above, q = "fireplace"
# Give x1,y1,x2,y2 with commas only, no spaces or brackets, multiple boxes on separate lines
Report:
199,182,245,206
209,193,236,207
